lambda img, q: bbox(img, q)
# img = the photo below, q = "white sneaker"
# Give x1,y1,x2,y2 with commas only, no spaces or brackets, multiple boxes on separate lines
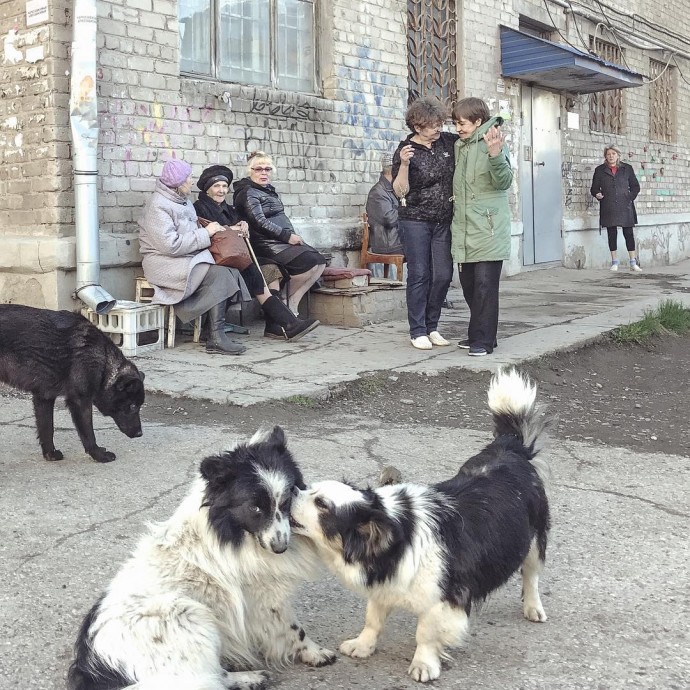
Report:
630,263,642,272
410,335,433,350
610,263,619,272
428,331,450,346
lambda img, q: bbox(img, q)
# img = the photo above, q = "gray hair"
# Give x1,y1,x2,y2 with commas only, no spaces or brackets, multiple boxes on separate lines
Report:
603,145,621,158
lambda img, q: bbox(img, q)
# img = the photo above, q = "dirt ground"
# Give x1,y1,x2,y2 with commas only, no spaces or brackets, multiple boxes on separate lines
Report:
142,332,690,458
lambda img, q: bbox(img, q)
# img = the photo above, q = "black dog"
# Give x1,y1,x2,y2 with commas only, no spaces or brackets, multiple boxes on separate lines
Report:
0,304,145,463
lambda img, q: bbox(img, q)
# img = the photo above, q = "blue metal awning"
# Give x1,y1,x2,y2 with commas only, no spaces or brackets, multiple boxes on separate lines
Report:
500,26,644,93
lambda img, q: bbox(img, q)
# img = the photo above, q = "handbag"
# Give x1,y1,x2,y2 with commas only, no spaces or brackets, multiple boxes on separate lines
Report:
197,217,253,271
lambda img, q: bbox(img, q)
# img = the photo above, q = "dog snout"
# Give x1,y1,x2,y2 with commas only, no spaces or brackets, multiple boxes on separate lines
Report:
124,425,143,438
270,532,289,554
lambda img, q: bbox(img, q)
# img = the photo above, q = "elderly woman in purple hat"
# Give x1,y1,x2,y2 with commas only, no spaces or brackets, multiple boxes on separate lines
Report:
138,158,250,355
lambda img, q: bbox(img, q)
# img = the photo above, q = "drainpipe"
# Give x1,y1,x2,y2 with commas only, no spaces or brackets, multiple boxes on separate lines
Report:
69,0,115,314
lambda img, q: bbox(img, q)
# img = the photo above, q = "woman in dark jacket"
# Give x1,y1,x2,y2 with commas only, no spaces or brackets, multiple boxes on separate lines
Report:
194,164,319,341
391,96,458,350
233,152,326,316
590,145,642,272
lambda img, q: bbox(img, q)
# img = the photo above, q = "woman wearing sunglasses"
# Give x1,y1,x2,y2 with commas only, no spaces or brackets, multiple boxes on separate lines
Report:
234,151,326,316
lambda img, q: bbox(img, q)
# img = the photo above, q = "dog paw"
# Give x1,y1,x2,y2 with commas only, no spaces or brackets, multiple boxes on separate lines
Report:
44,449,64,461
90,447,116,463
408,660,441,683
524,604,547,622
299,645,337,667
222,669,270,690
339,637,375,659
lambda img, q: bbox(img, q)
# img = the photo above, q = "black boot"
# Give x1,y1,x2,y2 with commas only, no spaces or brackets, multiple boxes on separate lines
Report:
205,301,246,355
262,296,320,342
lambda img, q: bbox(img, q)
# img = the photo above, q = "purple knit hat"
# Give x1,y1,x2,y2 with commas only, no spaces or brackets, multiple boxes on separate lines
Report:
160,159,192,188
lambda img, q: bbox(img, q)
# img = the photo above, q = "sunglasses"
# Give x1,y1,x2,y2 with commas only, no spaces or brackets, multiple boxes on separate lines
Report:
251,167,273,173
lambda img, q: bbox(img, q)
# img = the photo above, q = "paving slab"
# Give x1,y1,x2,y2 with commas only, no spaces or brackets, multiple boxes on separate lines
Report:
134,261,690,404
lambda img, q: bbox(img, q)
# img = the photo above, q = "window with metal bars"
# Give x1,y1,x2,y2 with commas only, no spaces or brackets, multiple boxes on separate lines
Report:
178,0,316,93
407,0,458,108
649,59,675,143
588,37,624,134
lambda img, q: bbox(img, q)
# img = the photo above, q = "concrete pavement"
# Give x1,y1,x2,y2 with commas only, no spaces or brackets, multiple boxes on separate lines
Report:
1,403,688,689
137,260,690,405
1,261,689,690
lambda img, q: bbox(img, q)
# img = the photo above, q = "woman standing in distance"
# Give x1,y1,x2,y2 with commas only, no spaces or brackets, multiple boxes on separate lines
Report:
590,145,642,272
392,96,458,350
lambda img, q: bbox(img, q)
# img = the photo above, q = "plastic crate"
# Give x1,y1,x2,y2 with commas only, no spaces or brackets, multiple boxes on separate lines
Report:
82,300,165,357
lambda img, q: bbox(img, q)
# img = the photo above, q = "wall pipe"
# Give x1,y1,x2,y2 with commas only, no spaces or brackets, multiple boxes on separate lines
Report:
69,0,115,314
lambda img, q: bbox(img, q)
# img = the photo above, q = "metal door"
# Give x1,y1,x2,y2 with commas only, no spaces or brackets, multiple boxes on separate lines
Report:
521,86,562,265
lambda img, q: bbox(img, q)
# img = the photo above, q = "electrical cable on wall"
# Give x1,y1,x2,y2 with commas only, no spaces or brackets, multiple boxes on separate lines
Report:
541,0,584,53
672,56,690,86
567,0,591,52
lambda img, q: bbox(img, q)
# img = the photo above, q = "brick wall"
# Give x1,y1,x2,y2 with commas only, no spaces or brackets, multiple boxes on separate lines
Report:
0,0,72,236
3,0,690,308
95,0,409,256
554,0,690,223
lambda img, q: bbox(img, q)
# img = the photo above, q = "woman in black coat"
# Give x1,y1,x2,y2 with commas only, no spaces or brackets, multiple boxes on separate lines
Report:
194,165,319,341
233,152,326,316
590,145,642,272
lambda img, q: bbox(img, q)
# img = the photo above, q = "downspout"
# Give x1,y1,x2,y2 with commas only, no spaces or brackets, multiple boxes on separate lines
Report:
69,0,115,314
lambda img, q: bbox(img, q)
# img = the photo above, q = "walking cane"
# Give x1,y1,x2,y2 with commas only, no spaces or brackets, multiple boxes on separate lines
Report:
242,233,270,291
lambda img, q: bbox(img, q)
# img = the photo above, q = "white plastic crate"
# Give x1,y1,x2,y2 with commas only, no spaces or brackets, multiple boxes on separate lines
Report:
82,300,165,357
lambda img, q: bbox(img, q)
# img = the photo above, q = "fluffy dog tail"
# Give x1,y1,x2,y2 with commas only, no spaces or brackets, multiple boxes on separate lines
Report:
487,368,551,482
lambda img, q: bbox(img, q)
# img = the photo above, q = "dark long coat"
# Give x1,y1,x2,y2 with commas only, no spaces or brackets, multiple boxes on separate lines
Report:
590,162,640,228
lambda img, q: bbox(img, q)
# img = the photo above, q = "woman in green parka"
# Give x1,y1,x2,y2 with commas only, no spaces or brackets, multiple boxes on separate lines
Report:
451,97,513,356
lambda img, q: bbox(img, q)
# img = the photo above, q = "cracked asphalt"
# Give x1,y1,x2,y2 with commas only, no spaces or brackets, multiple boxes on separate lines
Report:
1,334,689,689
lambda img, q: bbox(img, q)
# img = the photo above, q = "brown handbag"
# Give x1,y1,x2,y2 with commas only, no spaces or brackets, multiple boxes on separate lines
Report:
198,218,253,271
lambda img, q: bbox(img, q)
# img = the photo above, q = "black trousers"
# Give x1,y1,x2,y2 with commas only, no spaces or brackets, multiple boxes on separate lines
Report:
606,226,635,252
459,261,502,353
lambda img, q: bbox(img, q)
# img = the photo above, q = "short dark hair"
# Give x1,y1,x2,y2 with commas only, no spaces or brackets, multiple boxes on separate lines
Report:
405,96,448,132
452,97,491,125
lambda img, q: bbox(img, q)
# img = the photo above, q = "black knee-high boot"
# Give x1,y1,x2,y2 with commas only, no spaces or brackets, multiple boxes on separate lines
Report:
205,301,246,355
262,296,320,342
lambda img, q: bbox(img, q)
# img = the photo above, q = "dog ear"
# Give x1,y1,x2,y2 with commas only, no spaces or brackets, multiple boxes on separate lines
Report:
248,425,287,450
266,425,287,451
343,505,396,563
200,454,238,483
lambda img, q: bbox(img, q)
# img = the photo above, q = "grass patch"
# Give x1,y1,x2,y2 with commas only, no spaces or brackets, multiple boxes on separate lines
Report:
610,299,690,344
283,395,319,408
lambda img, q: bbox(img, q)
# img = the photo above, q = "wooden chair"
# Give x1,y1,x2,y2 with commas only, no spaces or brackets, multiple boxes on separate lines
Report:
135,276,201,348
360,212,405,281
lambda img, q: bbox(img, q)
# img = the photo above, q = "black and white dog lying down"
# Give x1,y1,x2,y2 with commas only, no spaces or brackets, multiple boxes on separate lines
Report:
68,427,336,690
291,369,551,683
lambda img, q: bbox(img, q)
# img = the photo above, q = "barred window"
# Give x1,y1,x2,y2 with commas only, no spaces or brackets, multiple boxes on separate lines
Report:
589,38,624,134
649,59,675,142
407,0,458,108
179,0,316,93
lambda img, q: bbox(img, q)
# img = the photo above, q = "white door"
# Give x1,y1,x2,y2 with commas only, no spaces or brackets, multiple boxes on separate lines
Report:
521,86,563,265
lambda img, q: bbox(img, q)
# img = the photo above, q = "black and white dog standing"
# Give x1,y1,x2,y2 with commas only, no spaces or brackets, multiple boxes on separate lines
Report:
291,369,551,683
68,427,336,690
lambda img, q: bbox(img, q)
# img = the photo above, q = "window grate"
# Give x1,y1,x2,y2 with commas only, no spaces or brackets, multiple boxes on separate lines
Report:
649,59,674,143
407,0,458,108
588,37,624,134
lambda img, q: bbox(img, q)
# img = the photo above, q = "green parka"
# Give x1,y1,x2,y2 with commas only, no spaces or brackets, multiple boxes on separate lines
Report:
451,116,513,264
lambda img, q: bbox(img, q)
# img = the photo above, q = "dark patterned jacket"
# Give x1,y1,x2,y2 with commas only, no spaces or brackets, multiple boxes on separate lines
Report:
392,131,459,224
